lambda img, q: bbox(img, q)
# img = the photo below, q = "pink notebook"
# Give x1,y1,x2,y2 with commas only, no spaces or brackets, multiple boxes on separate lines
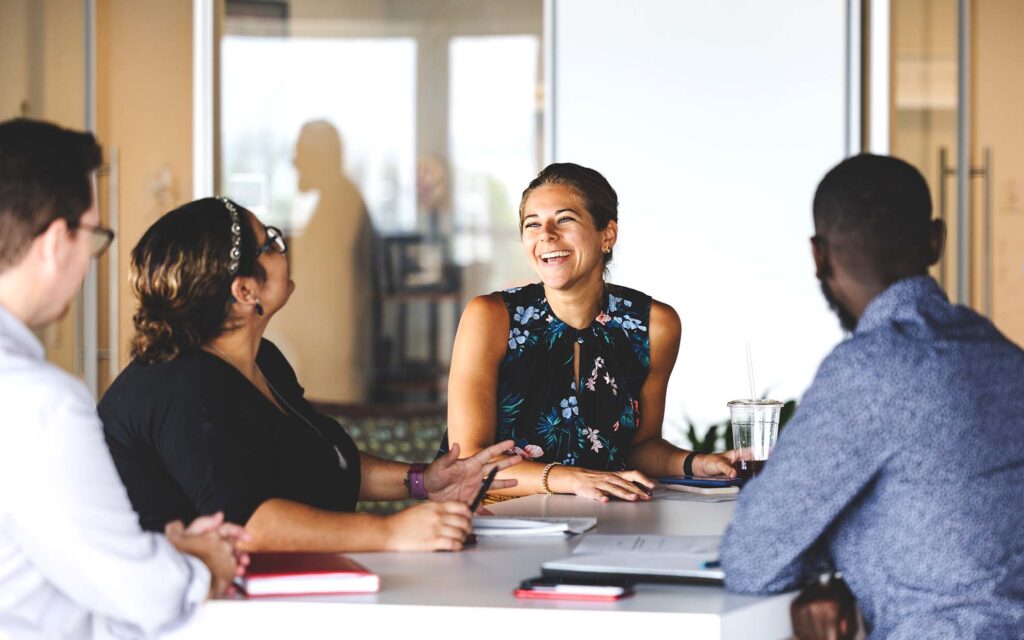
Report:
241,552,380,597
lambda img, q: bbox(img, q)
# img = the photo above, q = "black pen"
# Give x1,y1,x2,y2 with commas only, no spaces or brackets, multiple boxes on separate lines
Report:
469,466,499,512
632,480,653,496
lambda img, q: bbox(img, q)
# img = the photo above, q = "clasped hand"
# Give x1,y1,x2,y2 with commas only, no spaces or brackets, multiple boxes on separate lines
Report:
165,511,250,599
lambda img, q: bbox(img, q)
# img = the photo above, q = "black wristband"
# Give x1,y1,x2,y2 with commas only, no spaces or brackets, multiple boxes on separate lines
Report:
683,451,698,477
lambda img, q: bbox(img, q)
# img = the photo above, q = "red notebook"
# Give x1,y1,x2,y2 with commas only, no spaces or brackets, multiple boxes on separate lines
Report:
240,552,380,597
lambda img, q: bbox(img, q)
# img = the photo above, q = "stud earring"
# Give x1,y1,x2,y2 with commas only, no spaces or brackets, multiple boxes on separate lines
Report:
255,301,264,316
602,246,612,254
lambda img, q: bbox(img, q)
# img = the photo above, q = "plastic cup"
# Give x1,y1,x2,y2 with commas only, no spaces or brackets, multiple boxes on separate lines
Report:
728,399,783,479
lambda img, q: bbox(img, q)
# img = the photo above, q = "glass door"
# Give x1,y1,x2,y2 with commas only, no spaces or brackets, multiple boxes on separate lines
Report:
973,0,1024,346
890,0,960,295
890,0,1024,347
217,0,544,406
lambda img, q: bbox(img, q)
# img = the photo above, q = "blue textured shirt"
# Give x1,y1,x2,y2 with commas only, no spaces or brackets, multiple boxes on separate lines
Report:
721,276,1024,639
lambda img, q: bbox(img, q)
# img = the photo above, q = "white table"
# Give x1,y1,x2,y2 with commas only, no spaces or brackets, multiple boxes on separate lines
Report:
167,494,795,639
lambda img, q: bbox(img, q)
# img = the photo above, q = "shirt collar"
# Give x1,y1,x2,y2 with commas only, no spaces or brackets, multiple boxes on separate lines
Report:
0,302,45,361
856,275,947,334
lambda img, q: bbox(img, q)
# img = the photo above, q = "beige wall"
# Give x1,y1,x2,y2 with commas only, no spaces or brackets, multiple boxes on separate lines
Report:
1,0,87,377
0,1,31,118
94,0,194,373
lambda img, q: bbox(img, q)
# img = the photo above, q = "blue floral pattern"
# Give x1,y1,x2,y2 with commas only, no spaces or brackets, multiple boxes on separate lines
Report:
488,283,651,471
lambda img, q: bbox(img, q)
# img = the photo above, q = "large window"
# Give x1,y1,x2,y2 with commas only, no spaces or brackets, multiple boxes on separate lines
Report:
219,0,542,407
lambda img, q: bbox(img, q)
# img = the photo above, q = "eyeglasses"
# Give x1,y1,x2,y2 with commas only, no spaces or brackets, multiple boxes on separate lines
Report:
79,222,115,258
255,225,287,257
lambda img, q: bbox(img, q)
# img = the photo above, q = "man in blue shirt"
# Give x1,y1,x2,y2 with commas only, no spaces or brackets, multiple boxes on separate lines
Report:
721,154,1024,638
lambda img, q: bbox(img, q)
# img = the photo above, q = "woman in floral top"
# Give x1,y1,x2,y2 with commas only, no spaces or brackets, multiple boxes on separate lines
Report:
443,163,737,501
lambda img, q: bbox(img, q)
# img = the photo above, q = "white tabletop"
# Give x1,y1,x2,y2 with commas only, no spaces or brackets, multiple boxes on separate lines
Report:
166,494,795,640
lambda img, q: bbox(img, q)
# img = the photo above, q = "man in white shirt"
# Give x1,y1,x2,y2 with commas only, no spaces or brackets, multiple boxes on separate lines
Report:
0,118,245,639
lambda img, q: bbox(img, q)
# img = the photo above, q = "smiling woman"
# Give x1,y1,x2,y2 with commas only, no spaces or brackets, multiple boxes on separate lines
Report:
442,163,739,503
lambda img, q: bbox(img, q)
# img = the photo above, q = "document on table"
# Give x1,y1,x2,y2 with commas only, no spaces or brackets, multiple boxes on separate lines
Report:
572,534,720,555
651,488,738,503
472,516,598,537
541,534,725,583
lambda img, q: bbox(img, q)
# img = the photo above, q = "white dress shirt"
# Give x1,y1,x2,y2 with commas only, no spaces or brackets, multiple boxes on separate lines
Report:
0,304,210,639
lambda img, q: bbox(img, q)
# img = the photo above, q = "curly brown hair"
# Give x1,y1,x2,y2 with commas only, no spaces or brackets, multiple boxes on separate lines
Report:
129,198,266,363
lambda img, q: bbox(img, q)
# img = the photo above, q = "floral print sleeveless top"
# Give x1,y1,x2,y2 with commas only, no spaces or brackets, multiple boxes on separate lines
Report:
487,282,651,471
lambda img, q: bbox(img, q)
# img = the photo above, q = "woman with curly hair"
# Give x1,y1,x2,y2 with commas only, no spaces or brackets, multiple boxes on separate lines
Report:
99,197,519,553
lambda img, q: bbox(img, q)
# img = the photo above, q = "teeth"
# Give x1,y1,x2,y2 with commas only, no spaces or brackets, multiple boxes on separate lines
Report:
541,250,571,260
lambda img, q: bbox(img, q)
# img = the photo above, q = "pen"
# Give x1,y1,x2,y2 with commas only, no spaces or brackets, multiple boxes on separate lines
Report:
469,466,499,512
632,480,653,496
230,578,248,597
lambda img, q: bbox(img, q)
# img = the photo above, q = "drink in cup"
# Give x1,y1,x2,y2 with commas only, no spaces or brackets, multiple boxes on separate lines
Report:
727,399,783,479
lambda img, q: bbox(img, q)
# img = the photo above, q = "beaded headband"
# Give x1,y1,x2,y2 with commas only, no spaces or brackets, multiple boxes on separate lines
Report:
219,197,242,275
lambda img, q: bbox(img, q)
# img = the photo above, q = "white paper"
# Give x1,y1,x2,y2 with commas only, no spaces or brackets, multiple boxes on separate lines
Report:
572,534,720,556
541,553,724,582
471,516,597,536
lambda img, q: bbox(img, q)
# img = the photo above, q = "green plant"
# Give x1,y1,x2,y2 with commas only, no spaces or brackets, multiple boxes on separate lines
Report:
685,399,798,453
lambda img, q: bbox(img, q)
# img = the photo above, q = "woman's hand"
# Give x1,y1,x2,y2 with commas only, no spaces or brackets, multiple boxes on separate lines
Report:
694,450,740,477
550,466,655,502
423,440,522,505
165,511,250,598
383,501,474,552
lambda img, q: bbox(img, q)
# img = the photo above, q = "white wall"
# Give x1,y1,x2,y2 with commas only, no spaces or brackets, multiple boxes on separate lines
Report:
553,0,847,437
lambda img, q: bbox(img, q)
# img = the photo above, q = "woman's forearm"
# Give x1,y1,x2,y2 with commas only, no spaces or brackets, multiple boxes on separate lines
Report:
485,459,561,496
626,437,688,477
241,498,394,552
357,452,411,501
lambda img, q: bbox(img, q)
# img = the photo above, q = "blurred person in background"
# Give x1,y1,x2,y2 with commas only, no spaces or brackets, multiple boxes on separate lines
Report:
268,120,376,404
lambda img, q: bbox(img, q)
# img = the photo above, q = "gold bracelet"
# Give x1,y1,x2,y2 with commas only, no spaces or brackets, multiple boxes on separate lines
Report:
540,461,561,495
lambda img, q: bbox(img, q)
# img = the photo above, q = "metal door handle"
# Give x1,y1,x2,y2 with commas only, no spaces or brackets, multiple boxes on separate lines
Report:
981,148,992,317
936,146,992,315
95,146,120,384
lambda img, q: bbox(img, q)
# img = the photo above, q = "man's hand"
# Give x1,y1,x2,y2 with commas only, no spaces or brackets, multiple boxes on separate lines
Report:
791,576,859,640
423,440,521,506
166,512,250,599
695,450,740,477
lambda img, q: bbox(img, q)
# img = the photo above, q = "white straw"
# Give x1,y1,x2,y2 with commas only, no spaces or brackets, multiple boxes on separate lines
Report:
745,343,757,401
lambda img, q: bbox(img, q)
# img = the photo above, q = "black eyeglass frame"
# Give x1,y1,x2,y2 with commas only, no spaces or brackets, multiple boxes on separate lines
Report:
255,226,287,257
79,222,116,258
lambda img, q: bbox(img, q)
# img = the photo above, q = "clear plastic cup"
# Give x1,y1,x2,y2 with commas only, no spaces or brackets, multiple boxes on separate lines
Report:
728,399,783,479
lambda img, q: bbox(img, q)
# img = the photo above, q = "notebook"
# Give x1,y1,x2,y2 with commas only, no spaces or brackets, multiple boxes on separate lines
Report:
657,476,743,495
660,483,739,496
240,552,380,597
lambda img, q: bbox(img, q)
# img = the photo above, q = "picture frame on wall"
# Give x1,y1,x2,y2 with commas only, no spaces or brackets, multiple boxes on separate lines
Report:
381,234,456,293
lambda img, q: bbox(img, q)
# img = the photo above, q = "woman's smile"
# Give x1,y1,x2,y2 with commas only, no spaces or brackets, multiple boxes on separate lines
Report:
539,249,573,265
